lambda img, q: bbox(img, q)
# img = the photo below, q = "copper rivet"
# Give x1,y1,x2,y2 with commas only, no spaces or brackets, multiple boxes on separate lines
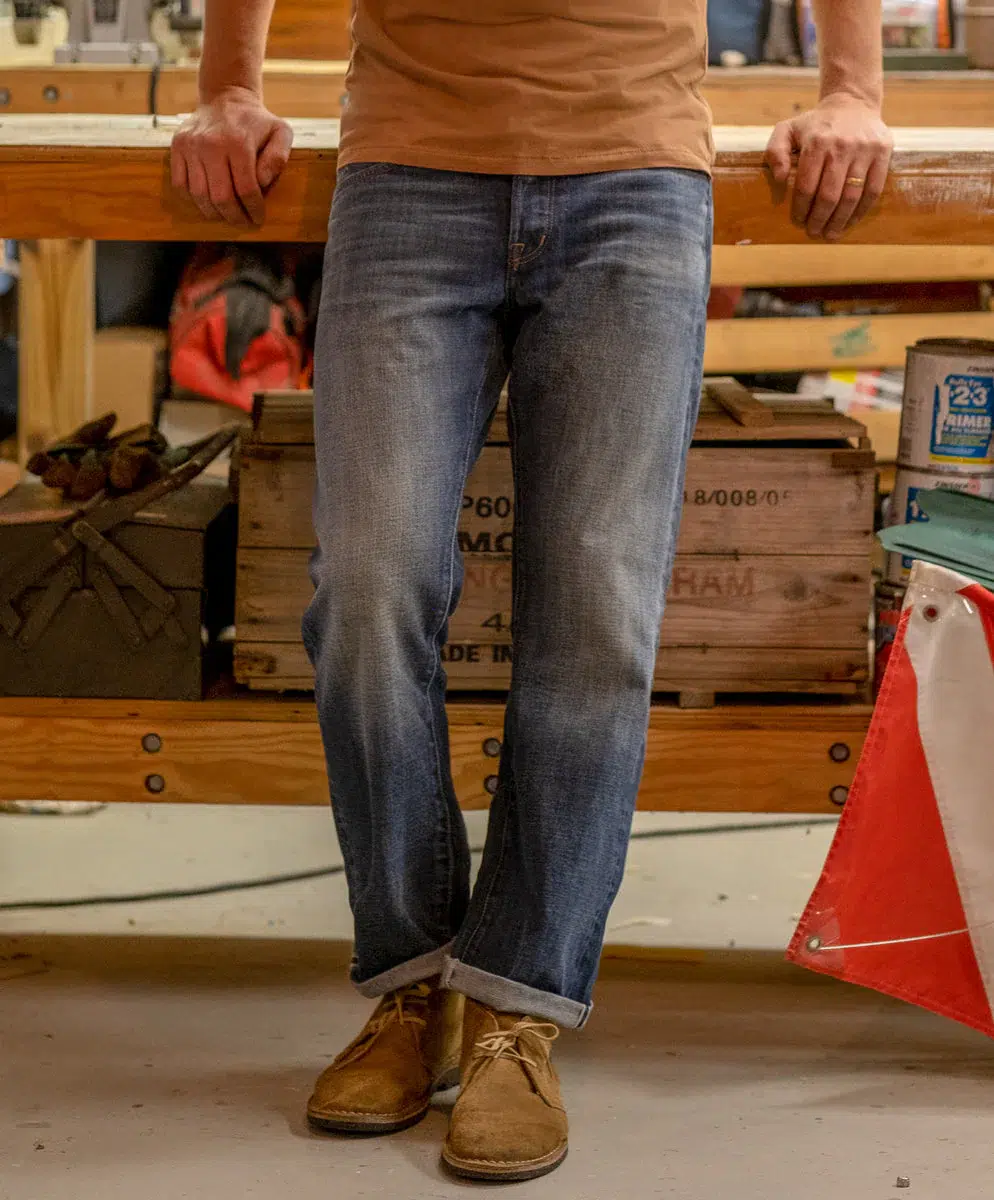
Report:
145,774,165,795
142,733,162,754
484,775,499,796
829,742,850,763
829,785,849,806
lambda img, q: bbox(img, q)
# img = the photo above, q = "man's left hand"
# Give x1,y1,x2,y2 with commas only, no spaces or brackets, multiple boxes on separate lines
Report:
764,94,894,241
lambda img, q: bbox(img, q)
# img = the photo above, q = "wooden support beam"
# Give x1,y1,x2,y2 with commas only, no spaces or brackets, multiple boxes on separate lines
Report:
16,239,94,464
4,63,994,127
0,65,154,115
704,310,994,375
711,244,994,287
0,697,868,814
6,62,994,125
704,67,994,128
158,61,349,118
0,119,992,245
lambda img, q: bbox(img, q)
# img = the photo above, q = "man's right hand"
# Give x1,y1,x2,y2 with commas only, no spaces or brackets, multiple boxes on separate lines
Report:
171,88,293,227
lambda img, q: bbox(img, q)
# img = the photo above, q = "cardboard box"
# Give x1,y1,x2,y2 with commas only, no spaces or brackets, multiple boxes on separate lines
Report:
93,327,166,432
846,403,901,464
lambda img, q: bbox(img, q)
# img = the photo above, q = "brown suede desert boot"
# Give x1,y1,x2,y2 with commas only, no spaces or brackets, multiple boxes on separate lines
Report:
442,998,568,1182
307,980,463,1134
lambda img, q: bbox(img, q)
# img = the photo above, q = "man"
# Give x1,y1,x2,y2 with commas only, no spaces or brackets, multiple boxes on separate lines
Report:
173,1,892,1182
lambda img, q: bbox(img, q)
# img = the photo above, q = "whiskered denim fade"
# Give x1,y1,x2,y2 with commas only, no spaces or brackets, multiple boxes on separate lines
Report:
302,163,712,1028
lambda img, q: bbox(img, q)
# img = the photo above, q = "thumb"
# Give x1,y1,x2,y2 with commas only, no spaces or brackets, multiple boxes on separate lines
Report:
764,120,796,183
257,120,293,190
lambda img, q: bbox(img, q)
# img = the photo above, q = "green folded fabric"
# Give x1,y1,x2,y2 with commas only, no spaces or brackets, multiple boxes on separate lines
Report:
878,488,994,588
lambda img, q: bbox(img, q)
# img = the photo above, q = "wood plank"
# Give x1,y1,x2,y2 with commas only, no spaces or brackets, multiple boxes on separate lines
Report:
0,119,992,244
0,695,870,814
257,390,864,448
16,238,94,464
239,444,874,556
711,244,994,287
705,310,994,375
7,63,993,127
0,65,154,115
250,389,315,444
704,377,775,426
236,548,870,649
693,399,865,441
704,67,994,129
159,62,349,119
235,639,869,693
255,389,864,447
681,447,873,555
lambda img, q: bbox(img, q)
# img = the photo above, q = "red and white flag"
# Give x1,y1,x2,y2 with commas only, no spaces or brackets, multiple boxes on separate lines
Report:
789,561,994,1036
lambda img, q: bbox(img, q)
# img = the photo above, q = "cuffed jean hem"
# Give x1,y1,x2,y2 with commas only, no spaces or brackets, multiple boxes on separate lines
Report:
352,942,454,999
442,957,591,1030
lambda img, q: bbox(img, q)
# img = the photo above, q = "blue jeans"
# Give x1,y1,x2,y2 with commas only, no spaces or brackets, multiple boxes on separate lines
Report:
303,164,712,1028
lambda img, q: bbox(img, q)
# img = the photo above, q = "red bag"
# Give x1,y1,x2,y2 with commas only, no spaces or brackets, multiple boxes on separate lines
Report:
169,247,307,412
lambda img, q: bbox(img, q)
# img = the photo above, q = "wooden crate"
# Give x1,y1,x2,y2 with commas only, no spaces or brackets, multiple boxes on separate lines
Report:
236,387,874,702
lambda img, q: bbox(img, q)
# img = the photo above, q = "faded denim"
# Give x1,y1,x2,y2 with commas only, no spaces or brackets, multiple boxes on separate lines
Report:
302,163,712,1028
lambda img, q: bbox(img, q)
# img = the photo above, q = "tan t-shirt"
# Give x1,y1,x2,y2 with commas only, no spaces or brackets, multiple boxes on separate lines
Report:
338,2,713,176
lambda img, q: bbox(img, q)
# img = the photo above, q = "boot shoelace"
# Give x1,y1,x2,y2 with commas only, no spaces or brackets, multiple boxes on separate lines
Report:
474,1017,560,1070
335,981,432,1066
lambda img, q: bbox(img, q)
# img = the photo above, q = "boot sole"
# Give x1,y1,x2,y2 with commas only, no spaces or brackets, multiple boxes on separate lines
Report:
307,1069,460,1137
442,1142,569,1182
307,1104,429,1136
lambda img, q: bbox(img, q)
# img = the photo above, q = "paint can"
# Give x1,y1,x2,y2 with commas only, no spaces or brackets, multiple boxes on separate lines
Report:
898,338,994,472
884,465,994,584
874,581,907,694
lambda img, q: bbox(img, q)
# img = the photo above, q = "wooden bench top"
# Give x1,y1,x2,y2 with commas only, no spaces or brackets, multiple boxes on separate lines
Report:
0,117,991,244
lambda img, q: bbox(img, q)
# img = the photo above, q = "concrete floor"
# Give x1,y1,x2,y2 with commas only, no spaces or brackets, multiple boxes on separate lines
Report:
3,806,994,1196
0,805,837,948
4,936,994,1199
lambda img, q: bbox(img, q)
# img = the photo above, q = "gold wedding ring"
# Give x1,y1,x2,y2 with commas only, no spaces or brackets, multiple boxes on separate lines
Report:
846,176,866,187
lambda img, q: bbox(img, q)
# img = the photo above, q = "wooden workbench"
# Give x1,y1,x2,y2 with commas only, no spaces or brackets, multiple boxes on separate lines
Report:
3,116,991,813
5,117,993,449
2,118,993,244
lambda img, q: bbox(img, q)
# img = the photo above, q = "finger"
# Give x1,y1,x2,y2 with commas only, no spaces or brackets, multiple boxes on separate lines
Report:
848,153,891,229
257,121,293,190
185,154,223,222
170,143,189,192
764,121,794,183
791,142,827,227
821,156,874,241
229,144,266,225
804,155,852,238
203,152,252,226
